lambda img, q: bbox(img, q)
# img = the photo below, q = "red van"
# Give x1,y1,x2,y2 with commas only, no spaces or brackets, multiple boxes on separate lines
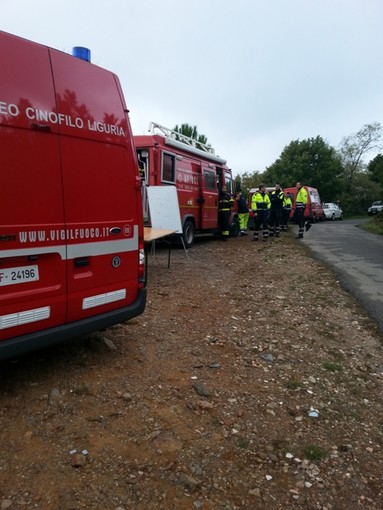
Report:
0,31,146,359
283,186,325,222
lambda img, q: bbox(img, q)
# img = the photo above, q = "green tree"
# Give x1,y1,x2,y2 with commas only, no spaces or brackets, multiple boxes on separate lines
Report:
262,136,343,201
234,170,265,197
367,153,383,188
173,123,209,150
234,174,242,193
338,172,381,215
338,122,382,191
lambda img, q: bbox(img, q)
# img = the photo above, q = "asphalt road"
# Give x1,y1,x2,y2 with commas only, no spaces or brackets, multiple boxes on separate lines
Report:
299,218,383,332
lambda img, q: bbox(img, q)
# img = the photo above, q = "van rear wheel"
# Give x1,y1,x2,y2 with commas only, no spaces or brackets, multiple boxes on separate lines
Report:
183,220,195,248
230,217,240,237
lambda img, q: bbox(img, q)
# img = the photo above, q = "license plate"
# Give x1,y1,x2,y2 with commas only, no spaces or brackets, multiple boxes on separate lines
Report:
0,265,39,286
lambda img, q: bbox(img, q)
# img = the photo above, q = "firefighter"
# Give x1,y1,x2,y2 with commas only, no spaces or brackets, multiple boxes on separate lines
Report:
235,190,249,236
218,185,234,240
138,162,145,180
281,192,292,231
293,181,311,238
268,183,284,237
251,184,271,241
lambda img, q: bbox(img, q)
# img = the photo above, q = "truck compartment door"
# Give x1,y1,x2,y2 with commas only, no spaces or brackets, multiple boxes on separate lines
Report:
200,167,218,229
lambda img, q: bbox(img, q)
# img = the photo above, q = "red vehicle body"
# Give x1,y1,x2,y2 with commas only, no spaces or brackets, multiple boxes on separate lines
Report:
0,31,146,360
247,185,324,227
134,123,238,247
283,186,325,222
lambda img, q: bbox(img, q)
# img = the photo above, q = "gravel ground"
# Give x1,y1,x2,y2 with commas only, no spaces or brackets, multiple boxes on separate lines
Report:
0,231,382,510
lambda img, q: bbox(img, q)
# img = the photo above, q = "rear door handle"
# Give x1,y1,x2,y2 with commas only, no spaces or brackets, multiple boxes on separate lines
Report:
109,227,122,234
74,257,89,267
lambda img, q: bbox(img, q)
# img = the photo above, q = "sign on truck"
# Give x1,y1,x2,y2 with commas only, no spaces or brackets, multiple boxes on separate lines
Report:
0,31,146,360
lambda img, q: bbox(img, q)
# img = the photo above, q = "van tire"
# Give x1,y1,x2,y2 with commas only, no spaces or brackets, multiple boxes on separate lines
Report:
230,217,240,237
183,220,195,248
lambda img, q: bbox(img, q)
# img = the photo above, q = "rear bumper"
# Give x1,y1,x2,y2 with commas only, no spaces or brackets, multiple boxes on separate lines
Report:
0,288,147,361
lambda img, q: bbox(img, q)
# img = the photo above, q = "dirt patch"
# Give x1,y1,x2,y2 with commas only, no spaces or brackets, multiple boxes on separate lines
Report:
1,232,383,510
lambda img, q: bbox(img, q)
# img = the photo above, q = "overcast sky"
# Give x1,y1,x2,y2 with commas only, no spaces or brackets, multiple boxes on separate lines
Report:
2,0,383,175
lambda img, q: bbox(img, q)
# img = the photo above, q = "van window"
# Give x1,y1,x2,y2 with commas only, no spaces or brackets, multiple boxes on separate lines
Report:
224,173,233,193
310,191,321,204
203,170,216,189
162,152,176,183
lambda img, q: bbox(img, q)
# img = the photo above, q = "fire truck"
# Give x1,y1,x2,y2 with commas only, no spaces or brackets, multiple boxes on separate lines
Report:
0,31,146,360
134,123,239,247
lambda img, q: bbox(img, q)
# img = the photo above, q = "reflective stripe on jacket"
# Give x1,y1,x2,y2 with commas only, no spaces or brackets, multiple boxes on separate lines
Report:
219,192,234,211
269,190,284,208
251,192,271,211
296,187,308,209
283,197,292,210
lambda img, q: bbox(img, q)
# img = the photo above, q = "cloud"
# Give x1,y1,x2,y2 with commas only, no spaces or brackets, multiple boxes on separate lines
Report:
2,0,382,174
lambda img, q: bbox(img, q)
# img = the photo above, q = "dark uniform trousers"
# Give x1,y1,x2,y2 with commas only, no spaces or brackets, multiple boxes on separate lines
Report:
253,209,269,240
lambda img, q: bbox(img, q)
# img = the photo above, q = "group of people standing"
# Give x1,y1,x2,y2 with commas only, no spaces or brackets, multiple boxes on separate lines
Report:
218,182,311,241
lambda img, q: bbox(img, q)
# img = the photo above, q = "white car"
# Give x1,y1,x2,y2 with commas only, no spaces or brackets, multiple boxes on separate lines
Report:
323,202,343,221
368,201,383,215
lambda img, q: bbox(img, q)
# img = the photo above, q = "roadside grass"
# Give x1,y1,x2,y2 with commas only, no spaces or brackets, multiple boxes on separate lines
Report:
302,444,326,461
285,379,301,390
322,361,343,372
360,212,383,235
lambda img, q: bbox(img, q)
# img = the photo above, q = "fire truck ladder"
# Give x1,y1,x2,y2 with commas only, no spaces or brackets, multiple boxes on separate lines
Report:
149,122,216,156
